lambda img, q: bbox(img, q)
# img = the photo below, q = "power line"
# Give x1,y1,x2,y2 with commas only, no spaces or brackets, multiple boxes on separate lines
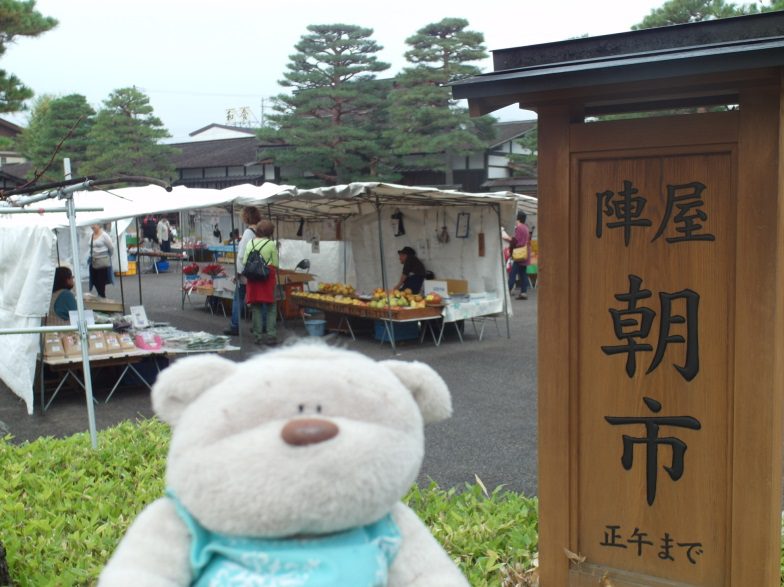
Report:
139,87,274,99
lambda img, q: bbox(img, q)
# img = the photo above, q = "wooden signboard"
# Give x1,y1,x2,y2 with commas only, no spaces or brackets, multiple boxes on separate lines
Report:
451,14,784,585
538,94,782,586
576,119,733,585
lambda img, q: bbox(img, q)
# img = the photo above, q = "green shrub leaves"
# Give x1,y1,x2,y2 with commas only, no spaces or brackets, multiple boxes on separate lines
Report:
1,420,535,585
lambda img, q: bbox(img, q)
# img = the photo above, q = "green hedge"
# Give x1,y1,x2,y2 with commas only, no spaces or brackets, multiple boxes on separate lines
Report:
3,419,779,586
0,419,539,586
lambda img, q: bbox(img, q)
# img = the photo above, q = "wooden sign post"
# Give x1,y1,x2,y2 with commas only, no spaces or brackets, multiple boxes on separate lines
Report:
454,13,784,586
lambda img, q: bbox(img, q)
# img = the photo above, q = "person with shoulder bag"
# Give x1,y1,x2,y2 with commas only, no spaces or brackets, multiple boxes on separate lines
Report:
508,211,531,300
89,223,114,298
223,206,262,336
242,219,279,345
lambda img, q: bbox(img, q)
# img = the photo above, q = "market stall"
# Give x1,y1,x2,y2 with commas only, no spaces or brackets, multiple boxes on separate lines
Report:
0,182,292,416
39,326,240,412
0,180,536,412
255,182,531,351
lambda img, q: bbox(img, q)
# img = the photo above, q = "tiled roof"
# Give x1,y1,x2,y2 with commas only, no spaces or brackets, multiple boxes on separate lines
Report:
0,118,23,138
0,161,31,180
168,136,260,168
487,120,536,149
188,123,258,137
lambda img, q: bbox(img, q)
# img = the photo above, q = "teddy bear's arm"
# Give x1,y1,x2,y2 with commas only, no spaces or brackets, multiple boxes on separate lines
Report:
388,502,470,587
98,497,192,587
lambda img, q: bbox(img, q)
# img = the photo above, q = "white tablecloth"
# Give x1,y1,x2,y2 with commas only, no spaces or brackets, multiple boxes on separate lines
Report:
442,297,504,323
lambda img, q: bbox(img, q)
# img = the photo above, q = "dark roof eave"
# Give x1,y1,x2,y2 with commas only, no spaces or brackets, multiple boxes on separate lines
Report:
452,40,784,104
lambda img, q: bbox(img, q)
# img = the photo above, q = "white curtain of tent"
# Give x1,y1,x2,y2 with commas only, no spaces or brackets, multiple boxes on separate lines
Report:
0,226,57,413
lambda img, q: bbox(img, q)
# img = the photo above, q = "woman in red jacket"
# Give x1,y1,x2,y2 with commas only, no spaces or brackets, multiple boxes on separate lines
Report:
243,219,279,345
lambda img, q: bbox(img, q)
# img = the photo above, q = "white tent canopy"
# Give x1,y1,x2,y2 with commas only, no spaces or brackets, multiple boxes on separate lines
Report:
252,182,530,296
0,181,536,414
0,182,294,229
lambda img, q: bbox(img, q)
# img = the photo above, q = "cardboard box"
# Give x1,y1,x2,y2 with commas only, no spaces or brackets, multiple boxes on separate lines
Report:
424,280,448,298
278,269,314,284
445,279,469,295
424,278,468,298
83,295,124,313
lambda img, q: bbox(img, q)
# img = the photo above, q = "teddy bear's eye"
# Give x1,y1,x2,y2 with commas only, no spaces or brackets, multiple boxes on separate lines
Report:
298,404,305,413
316,405,322,413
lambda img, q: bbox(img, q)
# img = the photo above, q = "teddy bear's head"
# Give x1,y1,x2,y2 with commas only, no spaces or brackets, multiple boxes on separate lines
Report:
151,341,452,538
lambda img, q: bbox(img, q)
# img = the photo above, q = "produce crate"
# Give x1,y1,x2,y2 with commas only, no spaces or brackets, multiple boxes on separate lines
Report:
394,306,442,320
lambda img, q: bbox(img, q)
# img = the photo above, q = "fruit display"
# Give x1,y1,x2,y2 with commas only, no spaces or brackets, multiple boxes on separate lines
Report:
291,283,442,318
317,282,356,297
368,288,427,309
424,292,444,305
299,282,366,308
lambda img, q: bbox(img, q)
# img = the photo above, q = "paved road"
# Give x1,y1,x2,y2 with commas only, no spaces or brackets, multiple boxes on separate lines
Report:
0,269,538,496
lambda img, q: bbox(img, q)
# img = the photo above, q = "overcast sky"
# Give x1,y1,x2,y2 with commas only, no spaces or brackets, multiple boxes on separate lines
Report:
4,0,664,142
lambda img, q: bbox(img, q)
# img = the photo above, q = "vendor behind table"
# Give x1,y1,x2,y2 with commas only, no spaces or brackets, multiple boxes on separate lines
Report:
394,246,427,295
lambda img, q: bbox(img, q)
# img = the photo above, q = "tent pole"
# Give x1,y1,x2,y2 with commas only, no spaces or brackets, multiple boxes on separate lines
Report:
114,220,125,311
494,203,511,339
134,216,143,305
229,203,238,280
63,158,99,448
374,192,397,354
342,218,347,284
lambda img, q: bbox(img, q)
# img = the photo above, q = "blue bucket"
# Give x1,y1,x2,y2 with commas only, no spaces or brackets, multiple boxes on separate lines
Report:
156,260,170,272
304,319,326,337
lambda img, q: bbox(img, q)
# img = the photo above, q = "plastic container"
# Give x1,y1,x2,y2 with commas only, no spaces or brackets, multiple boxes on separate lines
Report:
304,319,326,337
373,320,420,342
156,260,170,272
115,260,137,276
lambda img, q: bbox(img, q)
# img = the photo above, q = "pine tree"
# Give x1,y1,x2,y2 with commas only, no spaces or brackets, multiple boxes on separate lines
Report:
82,87,177,181
258,24,392,186
508,126,538,178
0,0,57,112
387,18,496,187
632,0,784,29
17,93,94,182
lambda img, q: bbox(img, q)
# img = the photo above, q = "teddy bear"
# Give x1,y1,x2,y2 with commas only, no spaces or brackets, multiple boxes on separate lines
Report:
99,341,470,587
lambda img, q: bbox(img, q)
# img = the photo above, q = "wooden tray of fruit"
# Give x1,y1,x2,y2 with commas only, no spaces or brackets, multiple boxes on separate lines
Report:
394,306,442,319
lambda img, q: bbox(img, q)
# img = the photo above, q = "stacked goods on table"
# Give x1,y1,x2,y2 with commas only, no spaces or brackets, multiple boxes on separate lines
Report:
150,326,230,351
43,331,136,359
182,263,229,295
290,283,442,320
43,325,232,360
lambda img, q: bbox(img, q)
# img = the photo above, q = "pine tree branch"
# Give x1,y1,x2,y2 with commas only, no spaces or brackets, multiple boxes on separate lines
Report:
16,115,85,194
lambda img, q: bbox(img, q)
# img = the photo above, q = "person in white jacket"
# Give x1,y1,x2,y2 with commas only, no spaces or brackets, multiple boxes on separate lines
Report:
223,206,262,336
156,218,171,253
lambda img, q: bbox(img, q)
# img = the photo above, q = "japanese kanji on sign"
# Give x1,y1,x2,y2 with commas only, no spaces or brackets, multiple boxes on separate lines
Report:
453,11,784,587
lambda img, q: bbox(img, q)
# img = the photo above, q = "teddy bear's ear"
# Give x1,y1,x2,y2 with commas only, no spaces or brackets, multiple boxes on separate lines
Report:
152,354,238,426
380,360,453,423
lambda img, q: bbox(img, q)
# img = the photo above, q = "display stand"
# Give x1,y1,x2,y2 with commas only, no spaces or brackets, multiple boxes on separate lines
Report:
39,344,241,411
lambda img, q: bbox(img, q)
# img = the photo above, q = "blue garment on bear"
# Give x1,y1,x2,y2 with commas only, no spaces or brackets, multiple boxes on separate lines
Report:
166,491,401,587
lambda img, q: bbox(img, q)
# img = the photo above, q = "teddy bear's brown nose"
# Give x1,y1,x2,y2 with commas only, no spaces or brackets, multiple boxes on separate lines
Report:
281,418,339,446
